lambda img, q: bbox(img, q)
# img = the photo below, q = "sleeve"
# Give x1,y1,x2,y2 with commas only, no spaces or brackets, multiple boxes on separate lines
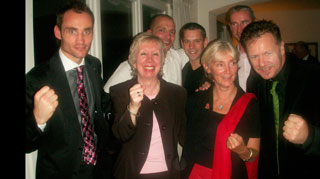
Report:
175,48,189,69
103,60,132,93
110,86,137,142
302,125,320,156
241,97,261,139
25,73,45,153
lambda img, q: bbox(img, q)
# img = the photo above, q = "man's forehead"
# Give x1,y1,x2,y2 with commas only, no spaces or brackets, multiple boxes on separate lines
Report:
230,10,252,21
152,16,175,28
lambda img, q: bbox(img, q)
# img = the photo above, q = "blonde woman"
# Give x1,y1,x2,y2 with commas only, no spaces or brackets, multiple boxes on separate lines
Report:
182,40,260,179
110,32,187,179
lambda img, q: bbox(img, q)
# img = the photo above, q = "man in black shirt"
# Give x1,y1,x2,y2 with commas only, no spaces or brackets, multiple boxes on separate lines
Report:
180,22,208,95
241,20,320,179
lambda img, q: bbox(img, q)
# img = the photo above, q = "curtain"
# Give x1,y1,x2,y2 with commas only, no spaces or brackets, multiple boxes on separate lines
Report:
172,0,191,49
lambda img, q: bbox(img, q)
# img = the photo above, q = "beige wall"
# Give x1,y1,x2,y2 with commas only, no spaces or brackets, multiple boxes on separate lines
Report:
252,9,320,61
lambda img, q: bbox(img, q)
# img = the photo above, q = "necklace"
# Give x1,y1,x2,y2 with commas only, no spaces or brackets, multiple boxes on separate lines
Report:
219,105,223,110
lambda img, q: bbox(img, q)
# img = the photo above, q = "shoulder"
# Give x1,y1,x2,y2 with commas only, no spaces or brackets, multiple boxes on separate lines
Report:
85,54,101,67
162,79,186,92
160,80,187,102
110,79,135,95
26,53,58,83
167,48,189,66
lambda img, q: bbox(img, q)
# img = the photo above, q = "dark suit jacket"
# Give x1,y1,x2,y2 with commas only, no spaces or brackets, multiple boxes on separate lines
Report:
110,78,186,178
25,52,109,179
247,56,320,178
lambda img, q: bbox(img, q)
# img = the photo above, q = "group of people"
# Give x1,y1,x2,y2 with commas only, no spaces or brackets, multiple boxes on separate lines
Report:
25,1,320,179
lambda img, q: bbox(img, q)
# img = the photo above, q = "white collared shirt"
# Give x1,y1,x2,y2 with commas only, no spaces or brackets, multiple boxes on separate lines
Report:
237,46,251,92
59,49,85,71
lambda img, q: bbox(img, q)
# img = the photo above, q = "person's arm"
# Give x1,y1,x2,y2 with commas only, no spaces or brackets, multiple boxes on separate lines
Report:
103,60,132,93
227,133,260,162
110,83,143,142
283,114,320,156
26,81,58,153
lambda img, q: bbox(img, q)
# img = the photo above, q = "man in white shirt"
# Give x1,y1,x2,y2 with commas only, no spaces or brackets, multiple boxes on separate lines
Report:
103,14,188,93
226,5,256,91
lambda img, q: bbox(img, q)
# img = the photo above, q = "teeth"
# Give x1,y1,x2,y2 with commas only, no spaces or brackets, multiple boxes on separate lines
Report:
144,67,154,70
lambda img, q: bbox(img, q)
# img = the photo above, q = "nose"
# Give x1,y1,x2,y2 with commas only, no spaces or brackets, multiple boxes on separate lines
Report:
146,53,153,63
189,41,195,49
76,33,85,43
258,56,266,67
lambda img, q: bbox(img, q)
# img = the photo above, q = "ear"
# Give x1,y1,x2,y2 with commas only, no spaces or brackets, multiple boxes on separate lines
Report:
54,25,62,40
280,41,285,56
204,37,209,48
146,29,152,33
132,62,137,70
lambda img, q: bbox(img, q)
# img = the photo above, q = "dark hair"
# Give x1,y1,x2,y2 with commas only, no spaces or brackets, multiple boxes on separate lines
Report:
56,1,94,30
179,22,206,42
226,5,255,24
240,20,282,52
149,14,174,29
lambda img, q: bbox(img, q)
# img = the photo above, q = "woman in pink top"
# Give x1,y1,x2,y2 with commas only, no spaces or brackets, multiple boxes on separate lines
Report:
110,32,187,178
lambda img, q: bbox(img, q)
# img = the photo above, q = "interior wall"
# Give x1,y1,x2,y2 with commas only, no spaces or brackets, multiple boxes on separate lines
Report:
252,9,320,61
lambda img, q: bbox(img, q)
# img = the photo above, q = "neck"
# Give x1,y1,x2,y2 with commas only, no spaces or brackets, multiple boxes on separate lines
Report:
138,78,160,96
213,84,237,100
190,58,201,70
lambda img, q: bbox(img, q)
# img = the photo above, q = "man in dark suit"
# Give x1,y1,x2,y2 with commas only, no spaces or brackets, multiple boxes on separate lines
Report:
292,41,319,65
25,1,109,178
241,20,320,178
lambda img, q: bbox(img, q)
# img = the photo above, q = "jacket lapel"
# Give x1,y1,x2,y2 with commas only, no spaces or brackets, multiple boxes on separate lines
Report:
48,53,81,135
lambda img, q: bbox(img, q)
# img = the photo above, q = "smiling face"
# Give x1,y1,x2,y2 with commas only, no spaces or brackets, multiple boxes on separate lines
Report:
133,41,162,80
246,33,285,80
204,52,238,88
148,16,175,52
181,29,208,62
54,10,93,64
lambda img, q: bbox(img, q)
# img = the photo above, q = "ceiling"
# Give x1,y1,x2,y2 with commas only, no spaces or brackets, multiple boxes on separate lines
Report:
251,0,320,11
216,0,320,23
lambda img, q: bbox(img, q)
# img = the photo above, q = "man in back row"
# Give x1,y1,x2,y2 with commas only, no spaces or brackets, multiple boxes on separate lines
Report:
226,5,256,92
103,14,189,93
180,22,208,95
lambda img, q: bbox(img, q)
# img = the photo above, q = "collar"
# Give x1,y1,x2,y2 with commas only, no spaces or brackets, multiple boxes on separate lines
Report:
270,55,290,85
59,48,85,72
302,54,309,61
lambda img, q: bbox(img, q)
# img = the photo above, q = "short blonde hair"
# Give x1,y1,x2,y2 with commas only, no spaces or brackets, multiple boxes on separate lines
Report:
201,40,239,80
128,32,166,77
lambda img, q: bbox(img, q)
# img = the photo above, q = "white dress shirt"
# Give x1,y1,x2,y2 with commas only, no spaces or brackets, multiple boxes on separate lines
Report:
237,46,251,92
103,48,189,93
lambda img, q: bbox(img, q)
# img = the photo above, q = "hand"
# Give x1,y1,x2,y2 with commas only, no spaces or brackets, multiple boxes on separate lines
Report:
33,86,58,125
195,81,211,92
128,84,145,112
283,114,309,144
226,133,246,154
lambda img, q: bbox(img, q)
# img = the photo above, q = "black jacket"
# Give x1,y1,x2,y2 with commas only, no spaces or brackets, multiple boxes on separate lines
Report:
25,52,110,179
